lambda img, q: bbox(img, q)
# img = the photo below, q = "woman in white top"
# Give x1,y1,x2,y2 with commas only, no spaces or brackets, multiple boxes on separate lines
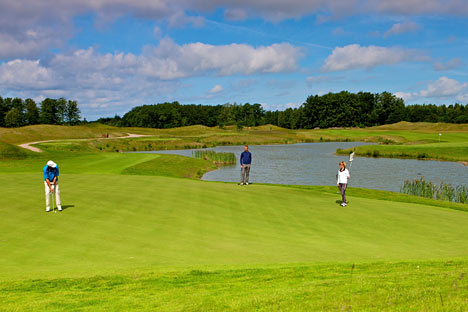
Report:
337,161,350,206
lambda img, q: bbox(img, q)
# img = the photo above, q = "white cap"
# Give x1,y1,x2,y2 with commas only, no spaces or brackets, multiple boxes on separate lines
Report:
47,160,57,168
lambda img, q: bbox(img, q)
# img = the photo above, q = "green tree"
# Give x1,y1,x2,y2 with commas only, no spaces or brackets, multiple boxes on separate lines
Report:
56,98,67,124
40,98,59,124
11,98,26,126
24,99,40,125
4,108,23,127
65,100,81,125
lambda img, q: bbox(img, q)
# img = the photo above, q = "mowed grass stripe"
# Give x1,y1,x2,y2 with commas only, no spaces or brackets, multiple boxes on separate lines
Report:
1,261,467,311
1,173,468,279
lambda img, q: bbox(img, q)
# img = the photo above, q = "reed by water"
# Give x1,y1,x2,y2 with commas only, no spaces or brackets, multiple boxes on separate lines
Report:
192,150,236,165
401,177,468,204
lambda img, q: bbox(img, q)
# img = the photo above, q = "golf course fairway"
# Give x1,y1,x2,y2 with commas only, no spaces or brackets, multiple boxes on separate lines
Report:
1,151,468,310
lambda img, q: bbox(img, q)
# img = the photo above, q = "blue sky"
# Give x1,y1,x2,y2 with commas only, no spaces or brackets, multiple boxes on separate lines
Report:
0,1,467,119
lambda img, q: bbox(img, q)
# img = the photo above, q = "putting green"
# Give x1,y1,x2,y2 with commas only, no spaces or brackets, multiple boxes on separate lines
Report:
1,167,468,279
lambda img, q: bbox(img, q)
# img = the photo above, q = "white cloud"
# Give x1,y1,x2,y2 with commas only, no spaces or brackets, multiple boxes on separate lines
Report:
433,58,463,71
394,91,416,101
1,1,468,59
140,38,301,78
0,39,301,117
419,77,467,97
321,44,427,72
0,60,55,89
209,84,224,93
286,102,301,109
383,20,421,38
395,77,468,103
457,93,468,103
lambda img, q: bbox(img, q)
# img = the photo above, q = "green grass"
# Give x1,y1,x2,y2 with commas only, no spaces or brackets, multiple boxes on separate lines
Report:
1,261,467,311
288,184,468,213
0,141,36,159
2,122,468,310
0,124,131,144
122,154,216,178
1,165,468,309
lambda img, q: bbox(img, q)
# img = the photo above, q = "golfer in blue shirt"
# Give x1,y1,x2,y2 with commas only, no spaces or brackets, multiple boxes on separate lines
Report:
43,160,62,212
240,145,252,185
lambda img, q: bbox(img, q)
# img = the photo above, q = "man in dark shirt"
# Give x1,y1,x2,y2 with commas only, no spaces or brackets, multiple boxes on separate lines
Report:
239,145,252,185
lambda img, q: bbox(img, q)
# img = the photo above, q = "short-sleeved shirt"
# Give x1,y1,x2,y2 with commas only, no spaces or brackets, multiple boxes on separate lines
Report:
43,165,59,182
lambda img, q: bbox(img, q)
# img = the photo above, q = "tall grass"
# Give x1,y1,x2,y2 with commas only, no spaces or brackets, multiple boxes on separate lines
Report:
192,150,236,165
401,177,468,204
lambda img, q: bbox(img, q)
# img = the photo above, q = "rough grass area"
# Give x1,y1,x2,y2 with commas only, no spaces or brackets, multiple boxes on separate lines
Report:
0,124,131,144
1,261,467,311
192,150,236,165
5,122,468,164
0,141,36,159
122,154,216,178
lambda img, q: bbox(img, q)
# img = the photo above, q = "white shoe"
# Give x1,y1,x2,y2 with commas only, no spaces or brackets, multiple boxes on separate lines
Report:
343,203,347,206
340,203,345,207
58,206,62,211
46,208,50,212
246,182,249,185
239,183,244,186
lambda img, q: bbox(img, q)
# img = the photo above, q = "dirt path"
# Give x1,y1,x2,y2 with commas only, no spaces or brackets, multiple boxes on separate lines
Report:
18,133,150,153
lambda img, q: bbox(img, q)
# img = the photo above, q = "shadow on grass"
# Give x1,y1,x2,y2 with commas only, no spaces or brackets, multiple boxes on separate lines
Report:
335,200,350,206
61,204,74,210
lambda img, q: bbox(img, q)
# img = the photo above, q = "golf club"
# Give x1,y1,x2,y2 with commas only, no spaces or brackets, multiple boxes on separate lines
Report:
52,184,56,213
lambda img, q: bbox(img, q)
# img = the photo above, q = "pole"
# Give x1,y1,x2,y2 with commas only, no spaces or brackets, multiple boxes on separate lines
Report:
52,185,56,213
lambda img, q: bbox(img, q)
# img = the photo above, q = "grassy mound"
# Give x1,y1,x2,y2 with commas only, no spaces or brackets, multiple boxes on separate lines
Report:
122,154,216,178
0,124,132,144
0,141,35,159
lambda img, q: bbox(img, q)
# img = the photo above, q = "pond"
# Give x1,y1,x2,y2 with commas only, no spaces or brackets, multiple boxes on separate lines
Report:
140,142,468,192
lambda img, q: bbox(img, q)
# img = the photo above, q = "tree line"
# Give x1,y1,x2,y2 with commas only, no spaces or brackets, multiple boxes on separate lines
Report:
0,96,81,127
97,91,468,129
98,102,265,129
3,91,468,129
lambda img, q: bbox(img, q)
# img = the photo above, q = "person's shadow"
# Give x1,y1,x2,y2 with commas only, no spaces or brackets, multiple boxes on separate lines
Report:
61,204,75,211
335,200,350,206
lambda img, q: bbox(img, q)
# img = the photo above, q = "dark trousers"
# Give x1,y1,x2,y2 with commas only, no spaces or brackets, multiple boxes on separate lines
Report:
241,164,251,184
338,183,347,203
